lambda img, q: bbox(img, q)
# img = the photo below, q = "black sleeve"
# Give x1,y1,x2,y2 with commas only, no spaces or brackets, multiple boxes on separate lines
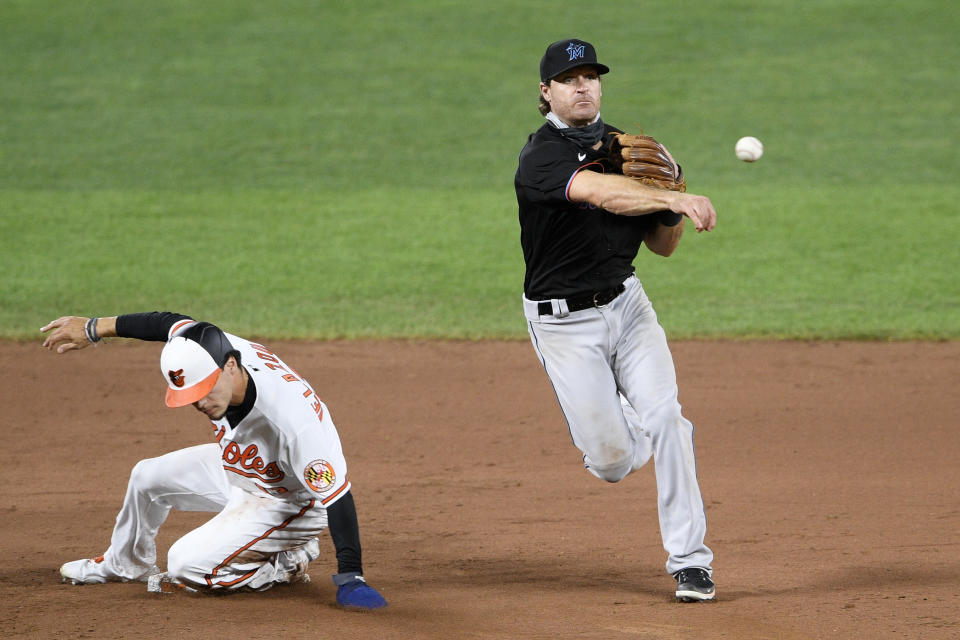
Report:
115,312,194,342
517,140,598,205
326,490,363,575
657,211,684,227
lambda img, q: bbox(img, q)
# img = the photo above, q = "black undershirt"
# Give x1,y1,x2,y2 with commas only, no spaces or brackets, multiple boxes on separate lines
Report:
326,492,363,574
223,368,256,429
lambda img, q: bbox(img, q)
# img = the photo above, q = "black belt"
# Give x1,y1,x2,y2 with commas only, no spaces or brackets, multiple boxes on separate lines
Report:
537,284,626,316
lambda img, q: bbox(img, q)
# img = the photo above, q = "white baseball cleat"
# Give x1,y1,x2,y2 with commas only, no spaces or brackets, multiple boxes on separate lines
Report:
60,555,159,585
289,537,321,584
60,556,110,584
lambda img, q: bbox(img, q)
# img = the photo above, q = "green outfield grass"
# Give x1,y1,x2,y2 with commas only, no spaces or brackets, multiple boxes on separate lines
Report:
1,0,957,339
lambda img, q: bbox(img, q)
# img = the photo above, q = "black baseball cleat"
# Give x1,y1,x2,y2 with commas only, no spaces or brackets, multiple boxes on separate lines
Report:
674,568,715,602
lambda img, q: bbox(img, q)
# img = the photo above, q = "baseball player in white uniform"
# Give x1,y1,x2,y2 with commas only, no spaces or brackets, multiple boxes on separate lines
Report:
41,312,387,609
514,39,717,601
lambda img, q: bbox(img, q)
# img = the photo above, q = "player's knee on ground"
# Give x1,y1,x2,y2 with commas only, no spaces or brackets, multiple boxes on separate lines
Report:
166,537,217,589
168,537,277,591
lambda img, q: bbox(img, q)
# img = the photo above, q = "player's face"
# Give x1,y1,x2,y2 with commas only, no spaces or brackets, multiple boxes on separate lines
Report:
193,364,234,420
541,66,602,127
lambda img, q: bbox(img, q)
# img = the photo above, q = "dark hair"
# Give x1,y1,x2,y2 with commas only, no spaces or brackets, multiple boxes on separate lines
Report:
538,93,551,115
225,350,242,368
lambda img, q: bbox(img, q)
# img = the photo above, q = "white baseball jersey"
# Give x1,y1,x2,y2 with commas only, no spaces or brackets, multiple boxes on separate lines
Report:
167,319,351,508
89,319,352,590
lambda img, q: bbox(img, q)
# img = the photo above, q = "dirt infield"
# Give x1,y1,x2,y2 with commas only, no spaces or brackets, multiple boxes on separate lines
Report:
2,339,958,639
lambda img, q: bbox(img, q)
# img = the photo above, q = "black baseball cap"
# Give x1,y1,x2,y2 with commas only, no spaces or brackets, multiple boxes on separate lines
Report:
540,39,610,83
179,322,235,369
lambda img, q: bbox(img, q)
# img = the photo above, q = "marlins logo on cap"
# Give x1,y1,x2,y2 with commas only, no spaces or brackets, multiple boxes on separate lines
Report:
566,42,585,61
160,337,221,407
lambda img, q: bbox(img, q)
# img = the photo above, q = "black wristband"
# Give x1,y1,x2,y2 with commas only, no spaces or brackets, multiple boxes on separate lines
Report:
658,211,684,227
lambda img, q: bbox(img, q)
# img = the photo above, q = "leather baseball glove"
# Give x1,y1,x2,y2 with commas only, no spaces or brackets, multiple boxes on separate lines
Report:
609,133,686,192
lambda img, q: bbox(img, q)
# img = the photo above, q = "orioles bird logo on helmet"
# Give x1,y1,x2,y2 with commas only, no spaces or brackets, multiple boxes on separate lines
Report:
168,368,185,388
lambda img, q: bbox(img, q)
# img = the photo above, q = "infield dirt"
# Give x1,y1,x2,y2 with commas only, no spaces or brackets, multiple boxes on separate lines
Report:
2,339,958,639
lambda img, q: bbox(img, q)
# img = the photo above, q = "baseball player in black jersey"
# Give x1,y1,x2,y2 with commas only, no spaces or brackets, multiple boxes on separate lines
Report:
514,39,717,602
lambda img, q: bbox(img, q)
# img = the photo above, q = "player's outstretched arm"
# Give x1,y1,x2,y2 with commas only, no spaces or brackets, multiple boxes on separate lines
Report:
568,170,717,232
42,312,194,353
41,316,118,353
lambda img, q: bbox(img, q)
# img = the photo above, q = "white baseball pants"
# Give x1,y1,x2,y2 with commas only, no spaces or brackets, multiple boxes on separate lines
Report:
94,443,326,590
524,275,713,576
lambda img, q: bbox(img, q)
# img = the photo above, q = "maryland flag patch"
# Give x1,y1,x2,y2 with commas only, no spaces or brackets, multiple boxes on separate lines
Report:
303,459,336,494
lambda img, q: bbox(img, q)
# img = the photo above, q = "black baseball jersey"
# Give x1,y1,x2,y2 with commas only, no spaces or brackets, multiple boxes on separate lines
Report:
515,122,658,300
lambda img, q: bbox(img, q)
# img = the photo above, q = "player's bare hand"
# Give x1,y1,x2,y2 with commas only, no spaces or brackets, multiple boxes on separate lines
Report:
41,316,90,353
670,193,717,232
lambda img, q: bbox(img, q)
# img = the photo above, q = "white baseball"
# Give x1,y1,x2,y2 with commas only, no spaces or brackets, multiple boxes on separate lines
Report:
735,136,763,162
